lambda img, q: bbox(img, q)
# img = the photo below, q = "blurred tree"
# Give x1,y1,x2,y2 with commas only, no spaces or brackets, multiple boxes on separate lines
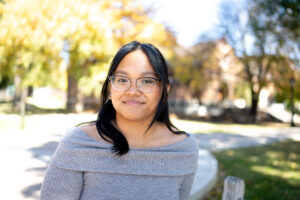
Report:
251,0,300,104
109,0,177,58
53,0,112,112
0,0,176,113
0,0,112,113
218,0,299,121
171,43,216,102
0,0,66,101
271,55,300,104
252,0,299,42
171,38,241,103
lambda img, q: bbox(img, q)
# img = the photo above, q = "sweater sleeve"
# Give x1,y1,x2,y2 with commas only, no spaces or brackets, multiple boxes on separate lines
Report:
179,173,196,200
40,163,84,200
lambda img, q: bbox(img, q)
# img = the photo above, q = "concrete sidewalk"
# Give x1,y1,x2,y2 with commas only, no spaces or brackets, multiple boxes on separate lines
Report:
1,121,299,200
194,127,300,151
0,129,61,200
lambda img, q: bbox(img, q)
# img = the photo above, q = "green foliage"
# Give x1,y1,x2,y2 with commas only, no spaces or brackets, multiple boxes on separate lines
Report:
217,0,300,118
248,0,300,103
234,81,252,105
207,140,300,200
78,63,109,97
252,0,300,41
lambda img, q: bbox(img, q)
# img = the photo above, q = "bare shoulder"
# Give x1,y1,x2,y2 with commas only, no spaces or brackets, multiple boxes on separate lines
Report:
79,123,110,143
169,130,188,143
157,123,188,145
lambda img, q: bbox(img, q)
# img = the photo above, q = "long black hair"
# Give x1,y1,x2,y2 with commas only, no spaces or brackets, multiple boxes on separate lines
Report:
96,41,184,156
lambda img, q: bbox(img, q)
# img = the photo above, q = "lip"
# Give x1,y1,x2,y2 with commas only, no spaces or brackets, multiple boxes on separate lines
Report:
122,100,145,105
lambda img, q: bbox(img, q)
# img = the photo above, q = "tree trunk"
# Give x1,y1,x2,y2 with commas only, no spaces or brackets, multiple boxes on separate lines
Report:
250,90,259,122
13,75,21,107
67,73,78,112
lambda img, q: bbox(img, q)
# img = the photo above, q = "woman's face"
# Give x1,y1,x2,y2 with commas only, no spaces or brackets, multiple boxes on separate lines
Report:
110,49,163,123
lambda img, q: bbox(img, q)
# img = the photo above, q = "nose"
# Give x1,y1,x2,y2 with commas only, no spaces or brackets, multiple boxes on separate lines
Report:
126,81,140,94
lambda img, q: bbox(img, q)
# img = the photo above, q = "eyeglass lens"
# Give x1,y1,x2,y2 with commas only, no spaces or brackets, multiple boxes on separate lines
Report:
110,75,158,92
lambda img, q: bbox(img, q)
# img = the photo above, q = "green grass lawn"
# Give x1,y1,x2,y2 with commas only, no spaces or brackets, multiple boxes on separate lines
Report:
205,140,300,200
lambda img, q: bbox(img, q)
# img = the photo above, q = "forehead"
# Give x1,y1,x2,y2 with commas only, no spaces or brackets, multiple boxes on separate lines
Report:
114,50,157,76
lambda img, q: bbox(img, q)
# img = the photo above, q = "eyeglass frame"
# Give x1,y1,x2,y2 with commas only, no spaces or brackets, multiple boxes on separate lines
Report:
108,75,161,93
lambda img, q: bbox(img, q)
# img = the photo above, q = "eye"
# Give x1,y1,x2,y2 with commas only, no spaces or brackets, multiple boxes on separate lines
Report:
116,78,128,83
113,76,129,84
141,78,156,85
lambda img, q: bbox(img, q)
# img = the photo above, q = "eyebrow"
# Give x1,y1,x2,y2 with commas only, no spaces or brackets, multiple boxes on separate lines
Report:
114,70,157,77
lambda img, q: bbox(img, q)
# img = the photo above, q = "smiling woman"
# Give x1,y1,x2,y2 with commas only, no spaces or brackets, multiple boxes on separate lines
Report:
40,41,199,200
109,49,164,140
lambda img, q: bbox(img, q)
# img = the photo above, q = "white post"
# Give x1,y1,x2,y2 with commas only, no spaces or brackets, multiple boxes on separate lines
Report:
20,87,27,129
222,176,245,200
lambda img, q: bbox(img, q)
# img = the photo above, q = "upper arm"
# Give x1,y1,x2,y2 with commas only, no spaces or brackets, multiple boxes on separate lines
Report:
40,164,84,200
179,173,196,200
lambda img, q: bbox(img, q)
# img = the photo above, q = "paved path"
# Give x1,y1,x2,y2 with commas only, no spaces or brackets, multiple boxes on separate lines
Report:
1,114,299,200
0,129,61,200
194,128,300,151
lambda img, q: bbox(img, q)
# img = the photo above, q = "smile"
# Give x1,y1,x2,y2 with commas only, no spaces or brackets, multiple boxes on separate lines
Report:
122,100,145,105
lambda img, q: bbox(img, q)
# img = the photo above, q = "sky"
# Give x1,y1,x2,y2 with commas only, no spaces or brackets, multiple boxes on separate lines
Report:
144,0,222,47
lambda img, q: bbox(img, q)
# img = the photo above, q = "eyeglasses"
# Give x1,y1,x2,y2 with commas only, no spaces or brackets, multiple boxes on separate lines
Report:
109,75,160,93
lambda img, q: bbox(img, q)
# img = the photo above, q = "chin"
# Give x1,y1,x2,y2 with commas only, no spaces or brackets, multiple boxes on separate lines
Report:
117,111,154,122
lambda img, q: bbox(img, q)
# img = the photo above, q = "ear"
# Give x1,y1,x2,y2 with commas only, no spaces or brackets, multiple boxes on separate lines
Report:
166,84,171,93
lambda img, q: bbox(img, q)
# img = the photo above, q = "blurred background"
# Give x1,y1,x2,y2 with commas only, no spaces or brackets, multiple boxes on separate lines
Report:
0,0,299,199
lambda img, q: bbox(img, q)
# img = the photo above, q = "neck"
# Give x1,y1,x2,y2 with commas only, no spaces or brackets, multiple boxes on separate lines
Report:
114,116,157,148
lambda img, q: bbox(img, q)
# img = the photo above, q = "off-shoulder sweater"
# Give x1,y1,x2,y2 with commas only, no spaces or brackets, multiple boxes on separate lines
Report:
40,127,199,200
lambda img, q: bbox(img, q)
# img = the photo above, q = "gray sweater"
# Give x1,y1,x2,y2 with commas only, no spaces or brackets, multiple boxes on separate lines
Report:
40,127,199,200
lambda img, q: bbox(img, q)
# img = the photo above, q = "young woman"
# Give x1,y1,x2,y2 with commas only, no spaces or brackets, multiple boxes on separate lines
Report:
40,41,199,200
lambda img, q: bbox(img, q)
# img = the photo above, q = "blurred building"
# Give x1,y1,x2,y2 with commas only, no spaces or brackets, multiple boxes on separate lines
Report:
170,38,243,106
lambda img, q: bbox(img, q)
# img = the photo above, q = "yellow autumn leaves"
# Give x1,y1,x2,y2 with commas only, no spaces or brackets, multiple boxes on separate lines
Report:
0,0,176,93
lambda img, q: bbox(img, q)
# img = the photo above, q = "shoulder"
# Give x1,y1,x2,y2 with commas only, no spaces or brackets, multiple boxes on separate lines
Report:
153,123,191,147
79,123,111,144
166,130,188,145
50,125,113,171
79,123,100,141
56,124,108,150
160,124,199,154
153,123,197,149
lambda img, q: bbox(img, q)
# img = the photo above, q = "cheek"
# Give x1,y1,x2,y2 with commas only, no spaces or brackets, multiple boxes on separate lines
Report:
110,91,122,106
150,86,163,106
109,84,120,98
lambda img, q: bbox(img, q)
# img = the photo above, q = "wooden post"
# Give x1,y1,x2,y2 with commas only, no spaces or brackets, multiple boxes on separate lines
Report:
222,176,245,200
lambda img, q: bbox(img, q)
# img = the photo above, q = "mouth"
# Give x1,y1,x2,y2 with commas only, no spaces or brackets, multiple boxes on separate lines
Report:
122,100,145,105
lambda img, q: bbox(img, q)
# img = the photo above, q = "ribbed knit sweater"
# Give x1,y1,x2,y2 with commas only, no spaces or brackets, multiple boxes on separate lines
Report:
40,127,199,200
